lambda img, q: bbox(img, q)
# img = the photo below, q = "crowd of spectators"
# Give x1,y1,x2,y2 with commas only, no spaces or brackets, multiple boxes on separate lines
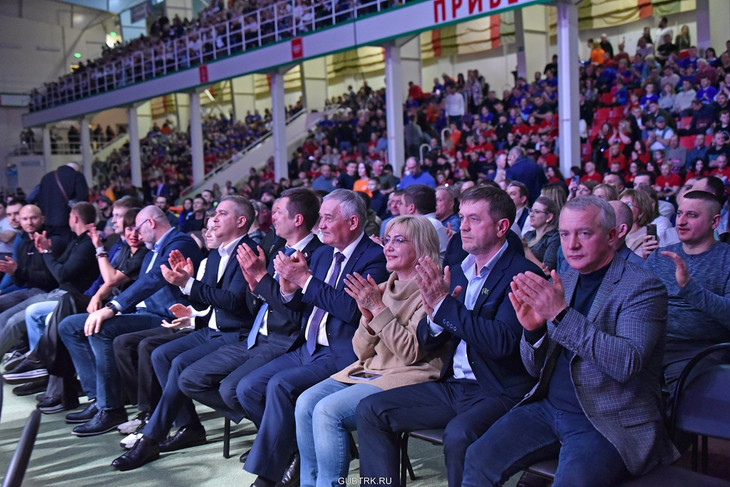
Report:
28,0,396,111
4,13,730,487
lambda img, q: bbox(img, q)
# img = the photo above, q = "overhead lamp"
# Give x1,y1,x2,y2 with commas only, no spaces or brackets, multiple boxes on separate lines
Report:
73,52,82,58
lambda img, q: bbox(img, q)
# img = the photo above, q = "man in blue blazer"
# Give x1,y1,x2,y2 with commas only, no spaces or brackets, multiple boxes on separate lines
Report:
239,189,388,487
356,186,541,487
505,146,546,204
177,189,323,433
462,196,678,486
59,205,202,436
112,196,259,470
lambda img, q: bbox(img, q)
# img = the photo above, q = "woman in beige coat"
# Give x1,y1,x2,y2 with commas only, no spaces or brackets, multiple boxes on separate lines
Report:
295,215,448,487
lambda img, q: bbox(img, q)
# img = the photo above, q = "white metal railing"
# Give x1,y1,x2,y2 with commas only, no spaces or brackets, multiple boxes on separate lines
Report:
29,0,398,112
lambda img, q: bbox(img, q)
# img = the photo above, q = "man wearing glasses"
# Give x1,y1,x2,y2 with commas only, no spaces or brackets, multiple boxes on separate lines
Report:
58,205,202,436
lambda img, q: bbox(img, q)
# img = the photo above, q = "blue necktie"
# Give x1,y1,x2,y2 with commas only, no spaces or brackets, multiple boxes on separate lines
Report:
306,251,345,355
246,245,295,349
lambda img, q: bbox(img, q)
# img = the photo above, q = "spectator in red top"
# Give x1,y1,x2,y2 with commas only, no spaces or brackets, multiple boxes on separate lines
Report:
580,161,603,183
537,144,558,167
607,141,627,171
654,163,682,198
685,157,710,182
407,81,425,101
710,154,730,183
512,117,532,136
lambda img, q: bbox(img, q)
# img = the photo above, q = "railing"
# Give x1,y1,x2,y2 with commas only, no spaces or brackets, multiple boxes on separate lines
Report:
29,0,398,112
178,109,307,198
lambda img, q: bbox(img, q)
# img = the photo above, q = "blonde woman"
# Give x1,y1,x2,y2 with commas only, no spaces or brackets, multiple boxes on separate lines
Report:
295,216,447,487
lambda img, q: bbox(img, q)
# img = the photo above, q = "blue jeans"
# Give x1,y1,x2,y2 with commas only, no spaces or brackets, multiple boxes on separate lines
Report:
461,400,628,487
295,378,380,487
58,311,164,410
25,300,60,350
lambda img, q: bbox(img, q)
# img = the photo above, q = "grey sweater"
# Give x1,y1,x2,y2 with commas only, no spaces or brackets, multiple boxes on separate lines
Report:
646,241,730,342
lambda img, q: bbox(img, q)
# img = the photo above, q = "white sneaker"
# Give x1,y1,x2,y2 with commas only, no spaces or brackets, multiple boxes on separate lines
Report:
117,413,146,435
120,432,142,449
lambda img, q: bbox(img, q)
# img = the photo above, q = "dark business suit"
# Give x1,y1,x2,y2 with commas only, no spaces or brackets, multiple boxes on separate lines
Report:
461,257,679,486
33,165,89,239
178,236,324,422
356,243,540,487
505,156,547,204
238,234,388,482
59,228,202,411
140,234,255,441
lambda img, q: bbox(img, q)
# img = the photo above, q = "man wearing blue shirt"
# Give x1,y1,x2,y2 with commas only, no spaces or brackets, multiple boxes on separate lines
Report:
399,157,436,189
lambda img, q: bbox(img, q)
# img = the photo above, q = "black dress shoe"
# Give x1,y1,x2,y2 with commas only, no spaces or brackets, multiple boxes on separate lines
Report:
37,394,80,414
111,435,160,471
3,357,48,383
239,448,251,463
276,452,300,487
72,407,127,436
12,377,48,396
159,423,206,452
66,401,98,424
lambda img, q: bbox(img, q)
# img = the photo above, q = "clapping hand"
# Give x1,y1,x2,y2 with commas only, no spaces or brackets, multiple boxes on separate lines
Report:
509,271,566,330
414,257,462,319
273,249,311,292
344,272,385,325
33,231,52,252
161,249,195,287
237,244,267,291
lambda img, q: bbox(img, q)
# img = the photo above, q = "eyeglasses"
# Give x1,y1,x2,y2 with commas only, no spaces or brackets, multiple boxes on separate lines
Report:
134,218,151,233
382,235,409,248
531,209,550,215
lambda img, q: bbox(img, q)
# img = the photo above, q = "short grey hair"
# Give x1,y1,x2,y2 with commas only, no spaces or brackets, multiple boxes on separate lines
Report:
323,189,366,230
562,195,616,234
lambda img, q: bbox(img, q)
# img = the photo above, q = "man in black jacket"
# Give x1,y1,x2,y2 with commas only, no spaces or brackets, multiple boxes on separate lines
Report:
30,162,89,240
0,202,98,358
0,205,66,313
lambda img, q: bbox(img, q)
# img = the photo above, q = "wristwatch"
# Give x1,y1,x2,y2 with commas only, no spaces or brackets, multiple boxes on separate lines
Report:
104,302,120,314
553,307,569,325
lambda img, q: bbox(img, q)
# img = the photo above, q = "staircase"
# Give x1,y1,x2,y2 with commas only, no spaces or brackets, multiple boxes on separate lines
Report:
179,110,328,200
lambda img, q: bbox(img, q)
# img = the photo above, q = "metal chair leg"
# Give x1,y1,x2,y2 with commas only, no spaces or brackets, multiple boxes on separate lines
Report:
223,418,231,459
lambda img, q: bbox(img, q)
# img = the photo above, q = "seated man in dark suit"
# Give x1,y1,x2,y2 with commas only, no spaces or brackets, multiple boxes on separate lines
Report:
462,196,678,486
177,189,323,451
111,195,257,470
58,205,202,436
355,186,541,487
238,189,388,487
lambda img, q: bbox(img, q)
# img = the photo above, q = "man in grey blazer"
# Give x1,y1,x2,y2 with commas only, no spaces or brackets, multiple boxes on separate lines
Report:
461,196,679,486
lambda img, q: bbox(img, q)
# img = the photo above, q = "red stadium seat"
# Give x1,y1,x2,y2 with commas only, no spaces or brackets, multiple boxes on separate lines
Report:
595,108,611,123
679,117,692,129
680,136,695,149
600,93,614,106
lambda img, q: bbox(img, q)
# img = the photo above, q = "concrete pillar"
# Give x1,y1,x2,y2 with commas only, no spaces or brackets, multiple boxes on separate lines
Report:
707,0,730,53
696,0,711,51
384,42,405,176
176,94,190,132
80,117,93,185
190,90,205,185
270,69,288,180
514,8,527,80
42,126,52,172
128,105,142,188
300,58,328,112
401,36,422,95
556,2,580,177
231,75,256,122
